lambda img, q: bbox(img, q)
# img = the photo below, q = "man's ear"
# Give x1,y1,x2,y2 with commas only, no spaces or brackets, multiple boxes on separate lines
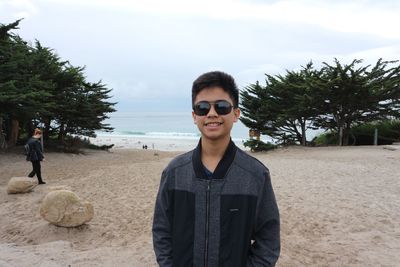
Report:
233,108,240,122
192,111,197,124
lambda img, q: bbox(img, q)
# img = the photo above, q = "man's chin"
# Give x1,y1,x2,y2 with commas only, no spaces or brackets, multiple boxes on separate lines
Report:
201,133,230,142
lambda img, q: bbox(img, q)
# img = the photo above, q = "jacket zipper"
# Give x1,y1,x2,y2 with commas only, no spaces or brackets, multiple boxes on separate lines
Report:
204,180,211,267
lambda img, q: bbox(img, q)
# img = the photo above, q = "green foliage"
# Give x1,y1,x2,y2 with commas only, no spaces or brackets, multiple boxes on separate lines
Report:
240,62,321,146
312,58,400,145
243,139,277,152
240,58,400,146
313,120,400,146
312,132,338,146
0,27,53,119
43,135,114,153
350,120,400,145
0,19,116,147
62,136,114,153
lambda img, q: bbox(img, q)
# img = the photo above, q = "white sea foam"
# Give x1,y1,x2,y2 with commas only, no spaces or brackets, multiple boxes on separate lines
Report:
92,111,252,151
90,134,248,151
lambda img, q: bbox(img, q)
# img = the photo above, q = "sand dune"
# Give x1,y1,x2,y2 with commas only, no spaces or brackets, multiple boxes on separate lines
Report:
0,146,399,266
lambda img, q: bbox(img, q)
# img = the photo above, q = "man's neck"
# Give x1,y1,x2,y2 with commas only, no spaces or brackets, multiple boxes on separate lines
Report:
201,136,231,172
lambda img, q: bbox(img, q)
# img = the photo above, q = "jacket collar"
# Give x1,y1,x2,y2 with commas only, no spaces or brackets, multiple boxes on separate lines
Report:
192,138,237,180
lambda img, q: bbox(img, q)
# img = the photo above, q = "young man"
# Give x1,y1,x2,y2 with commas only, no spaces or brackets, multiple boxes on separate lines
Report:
152,71,280,266
26,128,46,184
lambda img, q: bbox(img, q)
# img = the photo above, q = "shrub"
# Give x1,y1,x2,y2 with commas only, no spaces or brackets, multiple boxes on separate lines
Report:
63,136,114,153
312,132,338,146
243,139,277,152
313,120,400,146
349,120,400,145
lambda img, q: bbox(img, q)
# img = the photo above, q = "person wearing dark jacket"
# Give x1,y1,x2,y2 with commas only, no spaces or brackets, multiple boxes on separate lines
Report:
26,128,46,184
152,71,280,266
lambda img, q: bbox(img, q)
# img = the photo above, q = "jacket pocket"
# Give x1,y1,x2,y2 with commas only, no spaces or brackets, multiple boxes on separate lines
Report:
168,190,195,267
219,194,257,267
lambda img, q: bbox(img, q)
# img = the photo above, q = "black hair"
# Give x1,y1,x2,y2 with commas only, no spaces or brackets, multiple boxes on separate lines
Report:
191,71,239,108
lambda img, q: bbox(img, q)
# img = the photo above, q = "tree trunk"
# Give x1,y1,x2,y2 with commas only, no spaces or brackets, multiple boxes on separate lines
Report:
342,122,351,146
292,120,303,145
0,117,7,150
44,117,51,141
301,120,307,146
338,126,343,146
58,122,65,142
337,108,344,146
8,119,19,147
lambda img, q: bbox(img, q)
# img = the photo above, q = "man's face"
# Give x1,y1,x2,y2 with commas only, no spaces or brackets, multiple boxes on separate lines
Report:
192,86,240,142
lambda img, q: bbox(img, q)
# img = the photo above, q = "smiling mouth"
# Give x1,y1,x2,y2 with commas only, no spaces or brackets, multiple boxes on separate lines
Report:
205,122,223,126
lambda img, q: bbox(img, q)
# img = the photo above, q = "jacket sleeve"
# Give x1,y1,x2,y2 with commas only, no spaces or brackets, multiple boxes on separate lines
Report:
34,140,44,160
247,171,280,267
152,170,173,267
27,140,37,161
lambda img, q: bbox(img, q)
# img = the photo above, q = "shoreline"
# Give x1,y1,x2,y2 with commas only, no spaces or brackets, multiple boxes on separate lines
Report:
89,134,249,152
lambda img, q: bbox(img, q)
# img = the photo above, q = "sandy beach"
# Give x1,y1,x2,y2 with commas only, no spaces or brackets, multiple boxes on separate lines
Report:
1,145,399,266
88,134,248,151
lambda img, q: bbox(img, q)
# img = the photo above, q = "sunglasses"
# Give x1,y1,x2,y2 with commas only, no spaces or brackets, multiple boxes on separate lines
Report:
193,100,233,116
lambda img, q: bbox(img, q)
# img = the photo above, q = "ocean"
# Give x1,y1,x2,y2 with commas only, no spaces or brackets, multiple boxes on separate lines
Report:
98,111,251,142
93,111,321,151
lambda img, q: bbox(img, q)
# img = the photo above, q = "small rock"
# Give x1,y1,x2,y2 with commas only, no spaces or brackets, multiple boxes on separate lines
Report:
7,177,37,194
40,190,94,227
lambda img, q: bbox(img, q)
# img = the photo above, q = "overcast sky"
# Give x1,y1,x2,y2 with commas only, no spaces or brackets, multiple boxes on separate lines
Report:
1,0,400,112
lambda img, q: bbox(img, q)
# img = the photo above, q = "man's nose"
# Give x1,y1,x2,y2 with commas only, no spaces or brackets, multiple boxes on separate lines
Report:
207,104,218,117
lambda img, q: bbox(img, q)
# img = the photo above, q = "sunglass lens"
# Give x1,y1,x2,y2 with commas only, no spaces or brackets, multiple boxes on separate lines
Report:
215,101,232,115
194,102,211,116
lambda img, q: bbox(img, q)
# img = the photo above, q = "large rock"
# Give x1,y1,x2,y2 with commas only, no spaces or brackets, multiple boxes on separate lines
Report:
7,177,37,194
40,190,94,227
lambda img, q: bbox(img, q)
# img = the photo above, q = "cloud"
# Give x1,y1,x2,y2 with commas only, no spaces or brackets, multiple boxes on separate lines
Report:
237,64,285,86
0,0,39,20
341,44,400,65
107,77,191,102
2,0,399,112
35,0,400,39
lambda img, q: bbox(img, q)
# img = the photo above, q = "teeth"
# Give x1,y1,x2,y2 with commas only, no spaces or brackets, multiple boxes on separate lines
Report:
206,122,222,126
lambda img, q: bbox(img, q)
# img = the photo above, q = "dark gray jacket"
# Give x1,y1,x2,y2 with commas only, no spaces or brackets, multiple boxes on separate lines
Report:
26,137,44,162
152,140,280,267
